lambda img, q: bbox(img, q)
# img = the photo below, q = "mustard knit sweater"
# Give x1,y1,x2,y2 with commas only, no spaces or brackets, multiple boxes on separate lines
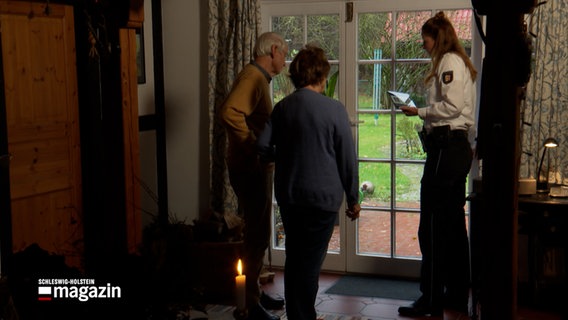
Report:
218,63,272,171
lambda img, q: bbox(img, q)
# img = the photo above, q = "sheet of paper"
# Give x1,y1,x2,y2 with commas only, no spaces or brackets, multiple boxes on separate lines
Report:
387,91,416,108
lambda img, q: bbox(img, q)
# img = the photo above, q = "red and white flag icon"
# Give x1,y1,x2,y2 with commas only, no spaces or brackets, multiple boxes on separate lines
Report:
38,286,52,301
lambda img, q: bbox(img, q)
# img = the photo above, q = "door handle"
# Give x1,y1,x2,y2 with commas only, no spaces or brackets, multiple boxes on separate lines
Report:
350,120,364,127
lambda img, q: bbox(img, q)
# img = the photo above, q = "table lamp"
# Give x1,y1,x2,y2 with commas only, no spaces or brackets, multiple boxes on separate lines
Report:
536,137,558,193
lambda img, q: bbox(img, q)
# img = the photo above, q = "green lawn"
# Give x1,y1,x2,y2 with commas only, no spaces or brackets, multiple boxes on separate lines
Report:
357,112,425,203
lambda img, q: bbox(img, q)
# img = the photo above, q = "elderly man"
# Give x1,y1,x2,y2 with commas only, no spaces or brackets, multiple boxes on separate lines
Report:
218,32,288,320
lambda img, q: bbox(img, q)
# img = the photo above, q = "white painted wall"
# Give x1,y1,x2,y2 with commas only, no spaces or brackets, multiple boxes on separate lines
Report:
138,0,208,227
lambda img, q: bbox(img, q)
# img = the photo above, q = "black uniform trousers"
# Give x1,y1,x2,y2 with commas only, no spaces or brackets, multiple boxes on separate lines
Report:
418,128,473,312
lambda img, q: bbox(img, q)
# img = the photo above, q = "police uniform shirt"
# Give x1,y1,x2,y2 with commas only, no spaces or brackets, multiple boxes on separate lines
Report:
418,52,476,137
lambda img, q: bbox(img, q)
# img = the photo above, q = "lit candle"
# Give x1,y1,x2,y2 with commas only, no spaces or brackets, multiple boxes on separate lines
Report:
235,259,246,310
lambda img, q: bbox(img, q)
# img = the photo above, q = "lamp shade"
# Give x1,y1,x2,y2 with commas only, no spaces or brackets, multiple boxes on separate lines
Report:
536,137,559,192
543,137,558,148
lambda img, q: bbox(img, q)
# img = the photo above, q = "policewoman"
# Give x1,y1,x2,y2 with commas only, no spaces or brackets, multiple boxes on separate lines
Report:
398,11,478,317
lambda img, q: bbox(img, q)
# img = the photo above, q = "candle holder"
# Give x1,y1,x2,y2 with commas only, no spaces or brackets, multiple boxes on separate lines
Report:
233,308,248,320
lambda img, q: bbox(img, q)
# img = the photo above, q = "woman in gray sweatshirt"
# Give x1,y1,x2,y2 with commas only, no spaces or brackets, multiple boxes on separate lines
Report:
257,44,360,320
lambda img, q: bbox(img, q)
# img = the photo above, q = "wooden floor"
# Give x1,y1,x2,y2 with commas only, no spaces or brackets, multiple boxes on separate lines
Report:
257,269,564,320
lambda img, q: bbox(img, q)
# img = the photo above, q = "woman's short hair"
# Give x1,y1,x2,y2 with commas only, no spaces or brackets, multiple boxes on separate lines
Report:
289,44,330,89
254,32,287,59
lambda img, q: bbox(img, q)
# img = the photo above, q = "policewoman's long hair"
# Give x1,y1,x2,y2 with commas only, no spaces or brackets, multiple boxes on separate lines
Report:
422,11,477,83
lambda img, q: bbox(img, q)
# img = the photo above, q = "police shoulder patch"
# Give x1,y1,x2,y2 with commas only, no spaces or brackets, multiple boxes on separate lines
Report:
442,71,453,84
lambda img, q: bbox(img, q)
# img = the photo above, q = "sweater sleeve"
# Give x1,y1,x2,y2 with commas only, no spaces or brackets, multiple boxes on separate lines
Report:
257,116,275,163
218,77,260,145
334,103,360,207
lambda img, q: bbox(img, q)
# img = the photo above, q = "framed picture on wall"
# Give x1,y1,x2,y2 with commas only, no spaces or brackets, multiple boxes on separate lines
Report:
136,27,146,84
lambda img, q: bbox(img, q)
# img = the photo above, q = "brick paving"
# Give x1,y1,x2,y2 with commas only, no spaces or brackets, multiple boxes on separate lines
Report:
328,206,470,258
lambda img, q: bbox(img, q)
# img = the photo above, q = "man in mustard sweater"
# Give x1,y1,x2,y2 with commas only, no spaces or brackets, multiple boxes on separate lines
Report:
218,32,288,320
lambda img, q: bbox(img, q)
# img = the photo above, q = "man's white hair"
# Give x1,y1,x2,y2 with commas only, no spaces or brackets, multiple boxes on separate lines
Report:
254,32,287,59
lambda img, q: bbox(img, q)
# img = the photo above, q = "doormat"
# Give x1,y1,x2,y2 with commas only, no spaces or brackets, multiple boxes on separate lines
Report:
324,275,421,301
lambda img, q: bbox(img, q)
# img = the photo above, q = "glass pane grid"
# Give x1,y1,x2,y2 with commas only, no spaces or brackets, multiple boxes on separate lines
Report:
357,209,391,256
394,211,421,258
395,11,431,60
395,116,426,160
308,14,340,59
269,6,477,267
355,9,443,261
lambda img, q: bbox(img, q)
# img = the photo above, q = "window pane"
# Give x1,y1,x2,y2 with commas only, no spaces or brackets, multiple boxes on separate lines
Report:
395,11,431,59
272,66,294,104
272,64,340,105
327,64,340,100
273,14,341,104
358,63,393,111
395,114,425,160
394,62,430,105
308,15,340,60
395,211,421,258
445,9,473,56
273,205,285,248
395,163,423,206
329,221,340,252
358,113,392,159
272,16,303,60
358,209,390,255
359,162,391,206
274,204,343,252
359,12,393,60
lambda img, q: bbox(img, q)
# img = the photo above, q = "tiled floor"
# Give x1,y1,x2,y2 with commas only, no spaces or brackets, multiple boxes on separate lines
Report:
259,269,563,320
227,210,562,320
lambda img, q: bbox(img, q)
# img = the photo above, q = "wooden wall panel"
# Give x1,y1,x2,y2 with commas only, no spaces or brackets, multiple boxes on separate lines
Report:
1,1,83,269
10,190,83,268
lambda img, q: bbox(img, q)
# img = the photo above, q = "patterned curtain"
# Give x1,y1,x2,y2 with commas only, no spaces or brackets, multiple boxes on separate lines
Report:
520,0,568,185
208,0,260,214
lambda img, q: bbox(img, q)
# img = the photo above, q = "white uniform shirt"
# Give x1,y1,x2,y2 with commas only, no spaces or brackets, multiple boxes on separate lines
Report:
418,52,476,138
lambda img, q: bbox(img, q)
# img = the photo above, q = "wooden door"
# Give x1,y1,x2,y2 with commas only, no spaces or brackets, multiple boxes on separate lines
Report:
1,1,82,268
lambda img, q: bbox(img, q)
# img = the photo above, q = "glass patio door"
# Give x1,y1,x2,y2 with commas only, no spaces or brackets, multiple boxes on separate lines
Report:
261,0,479,278
345,1,478,278
261,1,346,272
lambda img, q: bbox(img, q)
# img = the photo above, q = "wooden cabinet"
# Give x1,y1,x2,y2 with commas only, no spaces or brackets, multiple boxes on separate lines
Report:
518,194,567,312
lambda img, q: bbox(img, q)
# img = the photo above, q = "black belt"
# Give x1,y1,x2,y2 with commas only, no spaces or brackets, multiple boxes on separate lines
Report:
424,126,468,151
426,126,467,139
448,130,468,139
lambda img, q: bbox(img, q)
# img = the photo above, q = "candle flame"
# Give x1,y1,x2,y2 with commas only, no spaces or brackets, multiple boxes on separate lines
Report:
237,259,243,276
